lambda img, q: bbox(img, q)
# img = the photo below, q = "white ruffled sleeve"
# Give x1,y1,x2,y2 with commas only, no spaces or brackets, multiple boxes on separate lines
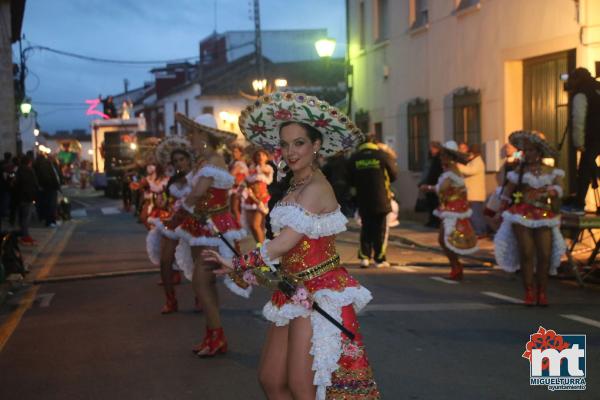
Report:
169,183,191,199
270,205,348,239
194,165,234,189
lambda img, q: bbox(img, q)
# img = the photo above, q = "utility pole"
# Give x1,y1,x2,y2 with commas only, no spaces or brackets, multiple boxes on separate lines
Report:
253,0,264,90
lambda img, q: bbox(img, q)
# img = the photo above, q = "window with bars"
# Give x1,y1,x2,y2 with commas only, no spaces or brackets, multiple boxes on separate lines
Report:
410,0,428,30
407,98,429,171
452,88,481,147
374,0,389,42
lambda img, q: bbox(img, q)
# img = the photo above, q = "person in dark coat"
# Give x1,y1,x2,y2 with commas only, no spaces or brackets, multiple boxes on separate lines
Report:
15,155,39,244
347,136,398,268
419,142,443,228
322,151,354,217
34,154,62,227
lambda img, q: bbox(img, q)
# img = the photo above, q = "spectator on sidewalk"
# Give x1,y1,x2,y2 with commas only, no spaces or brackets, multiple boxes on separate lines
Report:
347,135,398,268
418,142,443,228
457,143,487,236
34,154,63,228
15,154,39,245
322,150,354,217
0,152,13,229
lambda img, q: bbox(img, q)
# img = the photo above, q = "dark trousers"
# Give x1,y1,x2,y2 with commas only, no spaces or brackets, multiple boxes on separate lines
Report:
18,202,33,237
575,147,600,207
358,212,388,262
39,189,58,225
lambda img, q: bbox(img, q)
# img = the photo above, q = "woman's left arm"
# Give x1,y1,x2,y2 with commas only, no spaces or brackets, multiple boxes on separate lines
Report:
548,170,564,198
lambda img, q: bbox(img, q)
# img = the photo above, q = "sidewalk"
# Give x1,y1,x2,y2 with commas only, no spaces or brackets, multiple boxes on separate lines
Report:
0,221,60,306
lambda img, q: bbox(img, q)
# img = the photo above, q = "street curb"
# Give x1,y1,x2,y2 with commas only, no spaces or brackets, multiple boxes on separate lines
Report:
32,267,160,284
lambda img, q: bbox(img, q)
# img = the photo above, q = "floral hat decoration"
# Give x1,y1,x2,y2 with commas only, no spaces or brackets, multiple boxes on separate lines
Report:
238,92,365,156
509,130,557,159
155,136,194,167
175,112,237,144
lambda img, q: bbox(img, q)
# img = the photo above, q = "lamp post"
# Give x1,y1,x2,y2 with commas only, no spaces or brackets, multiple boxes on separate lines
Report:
314,38,336,58
252,79,268,95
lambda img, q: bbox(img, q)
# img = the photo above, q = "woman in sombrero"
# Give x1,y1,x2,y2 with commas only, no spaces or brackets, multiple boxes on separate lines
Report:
173,113,248,357
203,92,379,399
146,136,195,313
494,130,566,306
420,140,479,280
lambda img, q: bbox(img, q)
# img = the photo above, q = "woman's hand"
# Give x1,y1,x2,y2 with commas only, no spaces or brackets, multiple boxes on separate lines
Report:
201,249,234,275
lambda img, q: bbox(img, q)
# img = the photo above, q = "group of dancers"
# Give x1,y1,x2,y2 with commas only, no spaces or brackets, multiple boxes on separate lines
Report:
420,131,565,306
137,89,566,397
142,94,380,399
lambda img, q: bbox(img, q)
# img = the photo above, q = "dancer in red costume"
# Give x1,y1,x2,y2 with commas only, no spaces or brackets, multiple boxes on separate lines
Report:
228,144,248,225
420,141,478,280
494,130,565,306
243,149,274,244
146,137,195,313
173,113,247,357
204,93,379,399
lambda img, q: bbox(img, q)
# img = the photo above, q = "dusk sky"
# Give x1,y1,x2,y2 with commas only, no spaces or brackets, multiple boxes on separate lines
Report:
17,0,346,133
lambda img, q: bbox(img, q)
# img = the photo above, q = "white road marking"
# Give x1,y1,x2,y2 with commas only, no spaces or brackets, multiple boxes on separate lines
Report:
71,209,87,218
393,266,419,272
430,276,459,285
100,207,120,215
561,314,600,329
481,291,524,304
364,303,494,312
36,293,55,308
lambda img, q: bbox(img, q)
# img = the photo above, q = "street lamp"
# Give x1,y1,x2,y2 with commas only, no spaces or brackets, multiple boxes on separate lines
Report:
315,38,336,58
252,79,267,93
33,128,39,137
129,142,137,150
20,100,32,117
274,78,288,88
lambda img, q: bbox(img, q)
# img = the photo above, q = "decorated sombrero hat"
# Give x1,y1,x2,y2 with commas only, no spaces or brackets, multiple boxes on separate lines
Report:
238,92,365,156
441,140,470,163
175,113,237,144
509,130,557,158
155,136,194,167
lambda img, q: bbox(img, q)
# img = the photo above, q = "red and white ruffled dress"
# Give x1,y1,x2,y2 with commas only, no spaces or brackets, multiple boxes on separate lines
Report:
229,159,249,193
174,165,247,281
240,202,379,399
433,171,478,255
242,164,273,215
145,174,192,267
494,168,566,275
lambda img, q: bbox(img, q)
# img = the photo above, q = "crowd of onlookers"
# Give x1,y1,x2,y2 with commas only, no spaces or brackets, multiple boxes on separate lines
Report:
0,151,65,246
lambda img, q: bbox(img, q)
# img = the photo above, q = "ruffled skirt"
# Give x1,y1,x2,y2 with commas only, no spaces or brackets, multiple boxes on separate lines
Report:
433,208,478,255
494,210,566,275
262,282,379,400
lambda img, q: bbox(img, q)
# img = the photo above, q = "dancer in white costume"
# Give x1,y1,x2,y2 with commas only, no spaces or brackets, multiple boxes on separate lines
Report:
494,130,566,306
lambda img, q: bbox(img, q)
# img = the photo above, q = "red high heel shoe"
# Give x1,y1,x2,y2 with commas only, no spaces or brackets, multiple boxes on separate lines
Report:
448,263,463,281
537,289,548,307
524,286,536,306
157,271,182,286
194,327,228,357
161,292,178,314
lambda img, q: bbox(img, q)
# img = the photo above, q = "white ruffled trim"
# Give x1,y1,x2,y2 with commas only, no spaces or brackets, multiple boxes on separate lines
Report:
506,168,565,189
262,285,373,400
435,171,464,192
501,210,560,228
439,216,479,255
146,228,162,266
494,217,565,275
169,183,191,199
260,239,280,270
270,204,348,239
194,165,234,189
223,275,253,298
147,217,180,240
247,172,273,185
174,241,194,281
433,208,472,220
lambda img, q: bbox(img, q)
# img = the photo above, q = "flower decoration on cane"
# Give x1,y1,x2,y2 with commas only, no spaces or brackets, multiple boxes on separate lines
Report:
522,326,570,370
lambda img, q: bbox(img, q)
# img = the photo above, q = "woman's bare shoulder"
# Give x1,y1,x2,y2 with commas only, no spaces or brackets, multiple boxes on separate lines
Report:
296,173,337,214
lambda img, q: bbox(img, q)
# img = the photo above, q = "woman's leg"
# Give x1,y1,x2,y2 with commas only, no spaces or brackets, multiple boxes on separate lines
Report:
532,227,552,304
287,316,316,400
438,225,461,277
258,324,293,400
231,193,241,225
159,236,178,313
247,210,265,244
512,224,536,303
191,245,221,329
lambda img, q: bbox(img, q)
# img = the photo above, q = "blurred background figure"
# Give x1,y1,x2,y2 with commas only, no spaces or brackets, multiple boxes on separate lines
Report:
322,150,354,218
418,141,443,228
457,142,487,237
15,154,39,245
228,143,248,226
243,149,273,244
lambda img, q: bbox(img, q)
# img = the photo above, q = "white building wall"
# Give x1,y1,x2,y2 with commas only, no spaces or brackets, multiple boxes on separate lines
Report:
160,83,202,136
348,0,600,210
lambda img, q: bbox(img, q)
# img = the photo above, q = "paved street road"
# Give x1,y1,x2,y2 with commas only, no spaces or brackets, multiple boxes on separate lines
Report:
0,193,598,399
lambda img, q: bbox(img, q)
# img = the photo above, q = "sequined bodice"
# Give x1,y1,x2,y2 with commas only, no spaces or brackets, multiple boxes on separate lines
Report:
281,235,337,274
438,184,469,212
195,188,229,211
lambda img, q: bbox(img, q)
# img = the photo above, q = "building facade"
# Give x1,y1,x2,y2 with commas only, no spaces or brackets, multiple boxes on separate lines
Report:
347,0,600,210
